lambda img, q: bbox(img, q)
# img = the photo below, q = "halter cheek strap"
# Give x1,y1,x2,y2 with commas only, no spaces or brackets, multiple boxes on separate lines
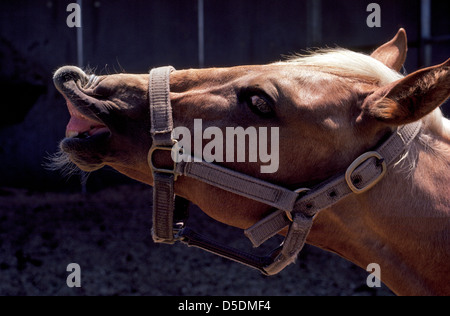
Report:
148,66,422,275
148,66,177,243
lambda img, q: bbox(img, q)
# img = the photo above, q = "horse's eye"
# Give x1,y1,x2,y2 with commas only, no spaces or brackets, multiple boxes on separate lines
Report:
246,94,274,116
250,95,271,113
239,87,275,117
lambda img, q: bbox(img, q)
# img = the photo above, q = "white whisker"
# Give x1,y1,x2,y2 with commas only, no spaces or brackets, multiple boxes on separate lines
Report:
43,147,82,179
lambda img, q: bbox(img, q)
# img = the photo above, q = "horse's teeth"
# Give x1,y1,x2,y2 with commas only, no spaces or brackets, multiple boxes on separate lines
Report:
67,131,79,138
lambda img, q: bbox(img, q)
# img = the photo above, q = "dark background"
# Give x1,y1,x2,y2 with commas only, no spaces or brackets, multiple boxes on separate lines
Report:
0,0,449,296
0,0,449,189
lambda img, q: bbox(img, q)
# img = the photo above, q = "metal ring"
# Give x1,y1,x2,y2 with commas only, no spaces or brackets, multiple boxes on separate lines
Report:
285,188,311,221
345,151,387,194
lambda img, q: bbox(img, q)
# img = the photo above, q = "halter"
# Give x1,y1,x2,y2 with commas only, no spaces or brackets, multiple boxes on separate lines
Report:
148,66,422,275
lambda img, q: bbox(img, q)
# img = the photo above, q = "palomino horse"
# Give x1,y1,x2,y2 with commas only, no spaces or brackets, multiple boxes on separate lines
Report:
52,29,449,295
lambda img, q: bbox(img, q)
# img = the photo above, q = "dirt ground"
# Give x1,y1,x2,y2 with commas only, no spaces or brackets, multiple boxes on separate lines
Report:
0,183,393,296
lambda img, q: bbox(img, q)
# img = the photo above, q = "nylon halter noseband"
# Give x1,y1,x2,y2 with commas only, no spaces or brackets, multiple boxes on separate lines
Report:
148,66,422,276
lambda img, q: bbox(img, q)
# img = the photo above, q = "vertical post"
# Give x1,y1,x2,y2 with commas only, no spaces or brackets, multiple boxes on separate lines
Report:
420,0,432,66
76,0,87,193
198,0,205,68
307,0,322,47
76,0,83,68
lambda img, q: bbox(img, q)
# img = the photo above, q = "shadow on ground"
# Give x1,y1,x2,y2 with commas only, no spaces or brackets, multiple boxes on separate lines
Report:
0,183,393,296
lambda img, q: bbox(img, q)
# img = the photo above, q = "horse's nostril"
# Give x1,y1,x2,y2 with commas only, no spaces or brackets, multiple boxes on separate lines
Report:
53,66,89,88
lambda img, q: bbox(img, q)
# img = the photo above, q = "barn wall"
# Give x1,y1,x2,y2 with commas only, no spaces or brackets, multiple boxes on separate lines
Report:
0,0,449,189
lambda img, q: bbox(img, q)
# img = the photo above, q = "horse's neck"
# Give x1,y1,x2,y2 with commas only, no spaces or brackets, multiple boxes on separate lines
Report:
309,118,450,295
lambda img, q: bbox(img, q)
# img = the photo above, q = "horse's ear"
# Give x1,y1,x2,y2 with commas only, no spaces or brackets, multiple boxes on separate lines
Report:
371,28,408,71
360,59,450,125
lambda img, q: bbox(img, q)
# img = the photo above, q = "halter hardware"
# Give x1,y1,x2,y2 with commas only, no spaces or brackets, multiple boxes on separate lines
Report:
345,151,387,194
285,188,310,221
148,142,182,181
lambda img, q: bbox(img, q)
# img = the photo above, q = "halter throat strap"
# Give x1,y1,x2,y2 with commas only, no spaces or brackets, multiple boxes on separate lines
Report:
148,66,422,275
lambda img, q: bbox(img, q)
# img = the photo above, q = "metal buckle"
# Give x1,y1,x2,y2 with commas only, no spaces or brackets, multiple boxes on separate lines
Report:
285,188,310,222
345,151,387,194
148,142,181,180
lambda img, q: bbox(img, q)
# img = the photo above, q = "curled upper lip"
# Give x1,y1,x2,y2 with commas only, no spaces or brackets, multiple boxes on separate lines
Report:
53,66,89,93
53,66,107,124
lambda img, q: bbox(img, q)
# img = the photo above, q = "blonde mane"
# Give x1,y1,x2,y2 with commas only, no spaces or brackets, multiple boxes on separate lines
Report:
277,49,404,86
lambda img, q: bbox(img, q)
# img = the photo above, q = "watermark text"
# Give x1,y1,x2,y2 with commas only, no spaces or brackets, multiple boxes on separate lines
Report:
172,119,279,174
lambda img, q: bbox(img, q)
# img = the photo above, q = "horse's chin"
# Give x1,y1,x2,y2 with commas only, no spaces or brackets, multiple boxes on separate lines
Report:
64,156,104,172
60,131,110,172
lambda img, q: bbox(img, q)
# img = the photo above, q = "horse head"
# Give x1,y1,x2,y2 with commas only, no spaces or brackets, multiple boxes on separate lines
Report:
53,29,450,295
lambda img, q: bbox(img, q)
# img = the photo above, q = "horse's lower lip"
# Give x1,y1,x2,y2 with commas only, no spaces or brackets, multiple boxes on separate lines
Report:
62,130,111,146
66,126,110,139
